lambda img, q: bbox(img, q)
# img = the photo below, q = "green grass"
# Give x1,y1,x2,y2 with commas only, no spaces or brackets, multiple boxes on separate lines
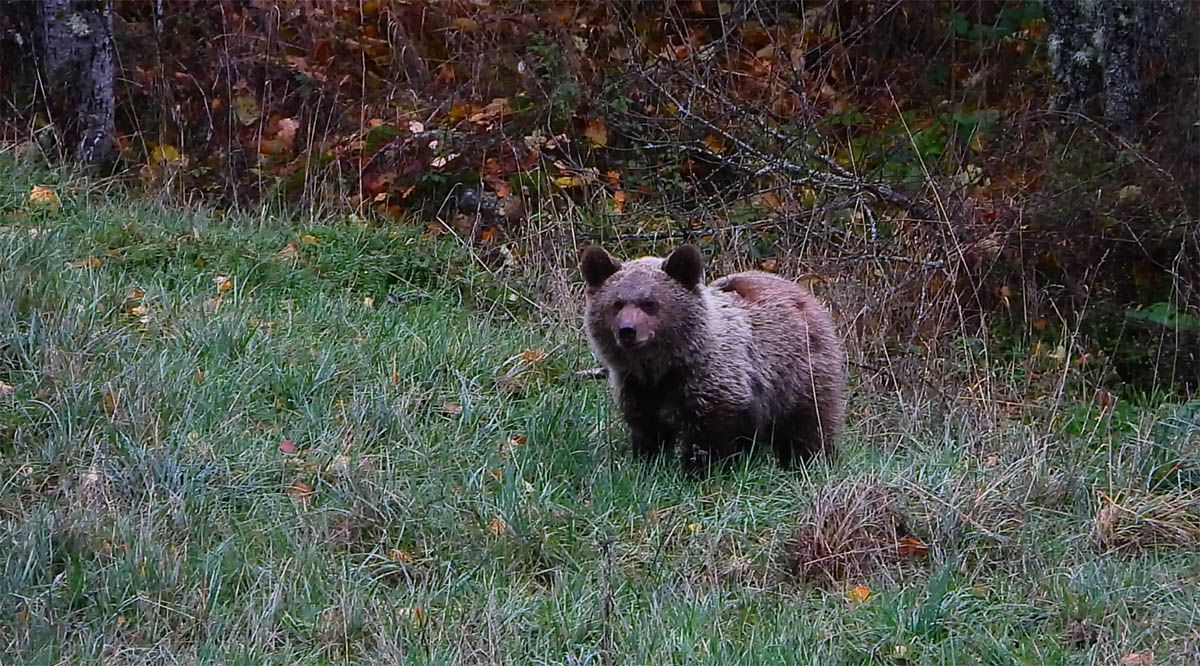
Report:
2,160,1199,664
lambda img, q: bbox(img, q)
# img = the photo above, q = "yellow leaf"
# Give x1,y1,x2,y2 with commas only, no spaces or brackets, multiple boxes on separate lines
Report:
686,522,702,535
521,348,547,363
584,117,608,147
150,144,182,164
701,134,725,154
213,275,232,293
363,296,375,309
301,234,320,245
387,548,414,563
232,94,261,126
129,288,145,300
129,305,150,317
28,185,60,213
553,175,584,188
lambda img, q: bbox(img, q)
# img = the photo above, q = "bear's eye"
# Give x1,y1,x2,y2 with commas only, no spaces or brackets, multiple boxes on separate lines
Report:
638,299,658,313
612,299,626,311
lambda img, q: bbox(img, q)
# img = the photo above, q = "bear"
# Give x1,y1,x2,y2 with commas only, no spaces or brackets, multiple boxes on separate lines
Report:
580,244,846,474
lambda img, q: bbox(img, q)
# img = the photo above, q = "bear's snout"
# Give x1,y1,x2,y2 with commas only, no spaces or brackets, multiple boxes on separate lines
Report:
618,323,638,343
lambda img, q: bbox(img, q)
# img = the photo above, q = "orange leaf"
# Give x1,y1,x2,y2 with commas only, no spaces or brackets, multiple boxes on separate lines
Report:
612,190,627,213
72,256,103,269
896,536,929,558
489,515,508,535
287,481,314,503
847,584,871,604
521,348,547,363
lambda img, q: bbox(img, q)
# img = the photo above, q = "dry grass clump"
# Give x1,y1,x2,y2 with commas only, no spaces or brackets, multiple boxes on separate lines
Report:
788,479,924,588
1093,489,1200,554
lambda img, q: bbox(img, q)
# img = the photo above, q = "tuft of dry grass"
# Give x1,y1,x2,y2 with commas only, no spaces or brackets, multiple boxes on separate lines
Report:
787,479,922,588
1093,489,1200,554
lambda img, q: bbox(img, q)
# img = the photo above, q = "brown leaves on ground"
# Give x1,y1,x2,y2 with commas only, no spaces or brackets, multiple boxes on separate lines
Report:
1093,490,1200,554
788,479,926,588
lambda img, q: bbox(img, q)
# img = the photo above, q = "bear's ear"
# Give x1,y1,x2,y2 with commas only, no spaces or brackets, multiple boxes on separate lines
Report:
580,245,621,288
662,245,703,289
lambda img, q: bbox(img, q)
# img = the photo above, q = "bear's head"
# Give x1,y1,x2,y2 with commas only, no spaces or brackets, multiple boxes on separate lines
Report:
579,245,705,358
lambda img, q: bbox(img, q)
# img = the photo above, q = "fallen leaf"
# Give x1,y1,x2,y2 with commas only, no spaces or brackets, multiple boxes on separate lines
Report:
150,144,182,164
487,468,503,482
451,17,478,32
521,348,547,363
301,234,320,245
612,190,627,212
502,434,526,454
129,288,145,300
276,117,300,149
1120,652,1154,666
759,258,778,273
847,584,871,604
363,296,375,309
129,305,150,317
553,175,584,188
279,439,297,454
407,120,425,133
398,606,426,624
232,94,261,126
29,185,60,213
489,514,508,535
896,536,930,558
388,548,414,563
584,117,608,147
442,401,463,415
72,256,103,269
468,97,512,125
287,480,314,503
213,275,232,293
276,242,300,260
0,381,14,398
701,134,725,154
686,522,702,535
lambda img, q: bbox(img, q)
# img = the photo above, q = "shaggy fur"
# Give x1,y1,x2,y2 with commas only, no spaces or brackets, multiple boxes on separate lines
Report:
580,244,846,474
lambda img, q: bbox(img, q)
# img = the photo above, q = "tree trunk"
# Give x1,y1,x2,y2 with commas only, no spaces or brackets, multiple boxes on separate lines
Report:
34,0,116,167
1042,0,1192,139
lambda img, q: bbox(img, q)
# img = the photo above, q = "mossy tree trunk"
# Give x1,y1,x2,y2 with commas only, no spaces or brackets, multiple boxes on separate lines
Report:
17,0,117,167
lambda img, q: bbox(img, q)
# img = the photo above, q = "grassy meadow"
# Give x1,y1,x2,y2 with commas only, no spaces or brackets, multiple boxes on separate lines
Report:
2,159,1199,665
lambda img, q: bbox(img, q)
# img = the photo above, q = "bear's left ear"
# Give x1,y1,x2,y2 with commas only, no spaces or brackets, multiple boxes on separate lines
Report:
662,245,703,289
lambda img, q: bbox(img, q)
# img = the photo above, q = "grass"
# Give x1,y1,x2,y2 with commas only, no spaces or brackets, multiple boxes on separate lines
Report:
2,159,1200,665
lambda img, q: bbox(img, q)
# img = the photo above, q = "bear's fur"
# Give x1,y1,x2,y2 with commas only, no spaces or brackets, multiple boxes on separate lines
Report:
580,244,846,473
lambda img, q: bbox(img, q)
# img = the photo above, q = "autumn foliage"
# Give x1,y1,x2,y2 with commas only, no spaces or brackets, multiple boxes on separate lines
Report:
2,0,1196,392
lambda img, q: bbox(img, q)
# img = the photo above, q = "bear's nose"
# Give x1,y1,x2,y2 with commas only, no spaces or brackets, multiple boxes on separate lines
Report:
617,324,637,342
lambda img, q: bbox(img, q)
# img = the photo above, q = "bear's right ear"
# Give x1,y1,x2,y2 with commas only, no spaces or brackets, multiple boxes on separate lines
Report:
580,245,620,288
662,245,704,289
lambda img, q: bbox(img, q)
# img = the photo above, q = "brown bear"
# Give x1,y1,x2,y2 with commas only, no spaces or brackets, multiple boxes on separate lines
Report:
580,244,846,474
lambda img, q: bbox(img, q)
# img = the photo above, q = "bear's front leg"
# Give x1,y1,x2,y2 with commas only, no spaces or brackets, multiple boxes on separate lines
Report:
677,405,754,476
618,385,673,461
